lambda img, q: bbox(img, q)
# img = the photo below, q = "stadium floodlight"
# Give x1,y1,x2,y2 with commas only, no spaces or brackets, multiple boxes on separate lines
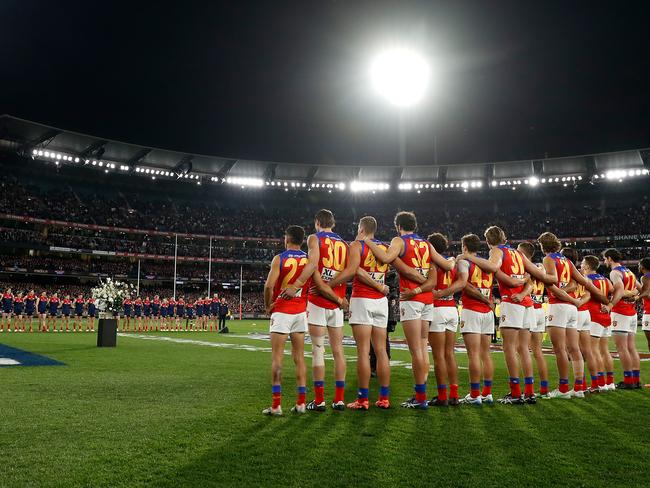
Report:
370,48,430,107
529,176,539,187
398,182,413,191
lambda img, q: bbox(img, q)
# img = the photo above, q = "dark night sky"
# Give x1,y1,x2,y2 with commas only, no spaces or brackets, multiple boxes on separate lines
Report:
1,1,649,165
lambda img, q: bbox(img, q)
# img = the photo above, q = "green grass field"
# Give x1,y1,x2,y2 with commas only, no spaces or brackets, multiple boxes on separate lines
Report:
2,319,650,487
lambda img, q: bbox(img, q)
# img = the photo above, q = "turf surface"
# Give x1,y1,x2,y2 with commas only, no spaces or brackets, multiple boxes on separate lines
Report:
2,319,649,487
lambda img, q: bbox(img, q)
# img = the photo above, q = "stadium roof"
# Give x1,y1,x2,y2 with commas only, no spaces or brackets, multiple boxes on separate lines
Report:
1,114,648,186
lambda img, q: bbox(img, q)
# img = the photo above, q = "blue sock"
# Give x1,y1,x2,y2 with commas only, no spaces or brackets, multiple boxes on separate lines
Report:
414,383,426,393
335,380,345,389
632,370,640,378
524,377,534,385
559,378,569,385
357,388,369,400
314,380,324,388
297,386,306,394
272,384,281,394
510,377,520,384
624,371,632,378
540,380,549,388
379,386,390,397
483,379,492,387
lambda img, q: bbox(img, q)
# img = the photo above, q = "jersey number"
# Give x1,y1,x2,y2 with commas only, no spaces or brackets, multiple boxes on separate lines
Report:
363,245,388,273
559,262,570,285
281,257,308,289
409,240,430,271
508,249,525,275
470,266,493,289
322,238,347,271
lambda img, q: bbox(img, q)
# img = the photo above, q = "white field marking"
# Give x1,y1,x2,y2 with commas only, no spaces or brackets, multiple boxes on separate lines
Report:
118,334,470,370
0,358,21,366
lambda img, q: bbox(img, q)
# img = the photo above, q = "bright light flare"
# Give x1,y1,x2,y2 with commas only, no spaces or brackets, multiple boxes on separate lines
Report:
370,48,430,107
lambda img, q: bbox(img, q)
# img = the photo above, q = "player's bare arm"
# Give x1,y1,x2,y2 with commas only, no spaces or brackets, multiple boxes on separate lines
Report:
541,255,560,285
567,260,607,304
365,236,403,265
327,240,360,289
391,257,426,284
547,284,581,307
638,275,650,300
608,269,625,309
465,283,494,308
576,290,591,308
495,269,528,288
282,234,319,298
461,247,502,274
312,272,348,310
524,254,557,285
511,279,534,303
432,261,469,299
355,268,389,295
430,243,454,271
263,255,281,314
399,265,438,300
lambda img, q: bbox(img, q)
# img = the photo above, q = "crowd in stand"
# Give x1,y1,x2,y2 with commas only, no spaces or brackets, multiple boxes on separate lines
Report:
3,173,650,243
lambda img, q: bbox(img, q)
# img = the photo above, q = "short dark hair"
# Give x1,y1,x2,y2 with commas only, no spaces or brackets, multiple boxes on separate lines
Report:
561,247,579,264
394,211,417,232
583,255,600,271
427,233,448,254
285,225,305,245
484,226,506,246
603,248,623,262
640,257,650,272
461,234,482,253
359,216,377,235
517,241,535,260
538,232,561,253
314,209,335,229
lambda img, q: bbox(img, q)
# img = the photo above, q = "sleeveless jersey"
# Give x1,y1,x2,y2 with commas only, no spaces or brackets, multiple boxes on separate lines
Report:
2,293,13,312
273,249,310,314
643,274,650,314
87,298,96,315
49,297,59,313
586,274,612,326
62,299,72,315
26,294,36,313
531,264,545,309
434,257,457,308
352,240,388,300
611,266,637,316
497,245,532,307
398,233,433,304
75,298,84,314
152,298,161,314
308,231,348,309
547,253,572,304
571,283,589,311
38,295,48,313
461,261,494,313
14,297,24,312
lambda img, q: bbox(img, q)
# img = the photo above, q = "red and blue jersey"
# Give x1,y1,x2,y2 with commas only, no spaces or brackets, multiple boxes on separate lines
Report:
586,273,611,326
462,261,494,313
547,252,572,304
13,296,24,313
25,293,36,313
497,245,533,307
611,266,637,316
309,231,348,309
38,294,48,313
75,298,85,315
2,292,13,312
434,257,457,307
274,249,310,314
62,298,72,315
398,233,433,304
352,239,388,300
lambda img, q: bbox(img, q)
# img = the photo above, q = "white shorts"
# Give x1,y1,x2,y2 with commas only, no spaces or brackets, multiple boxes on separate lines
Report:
643,314,650,332
611,312,637,334
460,309,495,335
530,307,546,334
499,302,534,330
349,297,388,328
590,322,612,338
307,302,344,328
270,312,307,334
400,301,433,322
576,310,591,332
547,303,578,329
429,306,459,333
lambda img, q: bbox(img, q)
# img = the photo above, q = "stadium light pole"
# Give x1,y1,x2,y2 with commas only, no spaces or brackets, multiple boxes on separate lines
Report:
239,266,243,320
136,259,141,295
173,234,178,300
370,48,431,166
207,236,212,297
